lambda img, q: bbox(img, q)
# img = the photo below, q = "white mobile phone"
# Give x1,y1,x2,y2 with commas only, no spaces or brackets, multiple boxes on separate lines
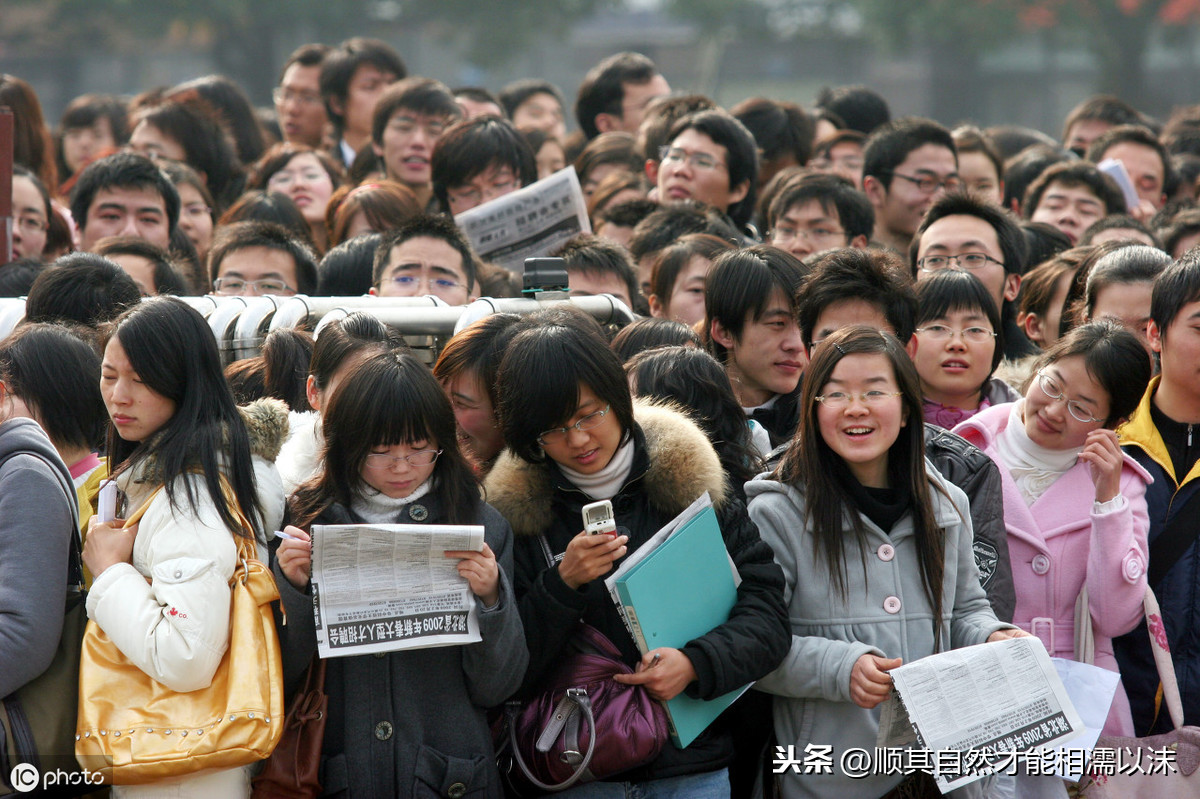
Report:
582,499,617,535
97,479,119,523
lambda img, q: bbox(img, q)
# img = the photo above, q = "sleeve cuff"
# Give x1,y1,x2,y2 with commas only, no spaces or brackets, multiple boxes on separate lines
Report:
1093,494,1128,515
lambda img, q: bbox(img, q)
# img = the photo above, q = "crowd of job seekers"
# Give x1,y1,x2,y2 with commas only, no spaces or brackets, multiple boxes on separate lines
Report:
4,35,1200,799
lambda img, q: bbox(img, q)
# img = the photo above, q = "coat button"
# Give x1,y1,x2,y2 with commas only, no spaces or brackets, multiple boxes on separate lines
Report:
1125,559,1144,581
374,721,393,741
1031,554,1050,575
409,504,429,521
884,596,901,614
878,544,895,562
447,783,467,798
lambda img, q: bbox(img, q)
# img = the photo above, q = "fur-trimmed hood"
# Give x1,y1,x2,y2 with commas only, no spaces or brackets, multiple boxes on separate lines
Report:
239,398,290,462
484,398,727,538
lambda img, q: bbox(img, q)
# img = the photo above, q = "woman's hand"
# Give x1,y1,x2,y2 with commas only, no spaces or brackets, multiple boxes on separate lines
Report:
446,543,500,607
850,654,901,709
83,517,137,577
613,648,697,701
276,525,312,590
1079,428,1123,503
988,627,1032,643
557,531,628,590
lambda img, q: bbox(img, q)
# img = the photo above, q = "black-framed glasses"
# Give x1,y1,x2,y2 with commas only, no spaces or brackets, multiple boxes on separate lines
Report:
889,171,961,194
1036,369,1103,424
364,449,443,469
918,253,1004,272
538,404,610,446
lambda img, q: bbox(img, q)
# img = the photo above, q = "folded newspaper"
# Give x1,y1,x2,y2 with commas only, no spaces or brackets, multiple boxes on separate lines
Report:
311,523,485,658
876,636,1084,793
453,166,590,277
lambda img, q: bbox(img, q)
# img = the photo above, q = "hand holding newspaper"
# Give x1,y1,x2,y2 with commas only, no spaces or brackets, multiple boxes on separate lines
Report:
876,636,1084,793
311,523,486,658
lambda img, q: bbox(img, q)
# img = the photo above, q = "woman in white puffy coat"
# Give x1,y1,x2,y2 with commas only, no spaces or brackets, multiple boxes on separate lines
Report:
83,298,279,798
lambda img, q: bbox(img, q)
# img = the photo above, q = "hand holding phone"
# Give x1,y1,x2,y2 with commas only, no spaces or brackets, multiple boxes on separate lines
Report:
582,499,617,535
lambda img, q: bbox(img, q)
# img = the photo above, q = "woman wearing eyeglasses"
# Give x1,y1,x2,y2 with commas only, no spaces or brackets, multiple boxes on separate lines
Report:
484,309,788,797
276,349,527,798
953,320,1153,735
913,270,1019,429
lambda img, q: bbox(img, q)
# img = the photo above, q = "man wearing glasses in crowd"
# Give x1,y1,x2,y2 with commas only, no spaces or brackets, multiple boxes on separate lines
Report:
861,117,960,253
370,214,479,306
767,172,873,261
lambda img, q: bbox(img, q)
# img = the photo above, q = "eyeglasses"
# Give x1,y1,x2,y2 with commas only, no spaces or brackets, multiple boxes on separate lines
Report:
914,324,997,343
538,404,610,446
1036,370,1103,424
213,277,294,295
917,252,1004,272
772,225,845,243
181,202,211,220
364,449,443,469
447,176,518,208
272,88,323,107
389,275,466,292
15,215,47,235
814,390,903,409
659,146,726,172
888,172,961,194
387,115,448,139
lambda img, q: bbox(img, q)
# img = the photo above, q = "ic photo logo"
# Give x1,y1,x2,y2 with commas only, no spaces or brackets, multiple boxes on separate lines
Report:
9,763,38,793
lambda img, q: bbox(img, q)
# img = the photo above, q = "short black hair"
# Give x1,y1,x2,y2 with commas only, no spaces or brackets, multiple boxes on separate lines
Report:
767,172,874,242
575,52,660,140
372,213,478,291
665,110,760,228
731,97,814,171
207,220,319,295
635,93,717,164
1080,214,1162,248
911,191,1029,279
703,248,806,363
610,318,701,362
496,309,635,463
1152,249,1200,339
132,96,245,211
371,77,461,145
70,152,181,239
499,79,565,120
92,236,189,295
218,190,315,248
1083,244,1171,323
25,252,142,328
1062,95,1147,152
430,116,537,213
797,247,916,349
0,323,106,452
598,198,659,230
1162,207,1200,258
1003,143,1072,215
627,202,741,266
1023,161,1127,221
452,86,503,113
815,84,891,135
319,37,407,136
56,94,129,179
319,232,382,296
1022,221,1074,272
552,233,639,306
279,42,331,82
863,116,956,192
0,258,46,297
1086,124,1171,195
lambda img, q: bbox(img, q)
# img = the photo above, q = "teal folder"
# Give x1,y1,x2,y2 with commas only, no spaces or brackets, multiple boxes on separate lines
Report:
612,504,748,748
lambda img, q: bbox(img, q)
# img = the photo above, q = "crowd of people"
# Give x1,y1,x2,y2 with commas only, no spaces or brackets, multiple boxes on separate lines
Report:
5,35,1200,799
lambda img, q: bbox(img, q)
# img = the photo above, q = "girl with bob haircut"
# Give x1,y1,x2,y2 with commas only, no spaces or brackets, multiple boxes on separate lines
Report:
247,143,346,253
325,180,422,249
1075,243,1170,349
647,233,736,327
275,350,527,798
748,325,1020,799
913,269,1018,429
1017,247,1086,350
485,309,789,797
276,311,406,494
954,320,1153,736
82,297,289,797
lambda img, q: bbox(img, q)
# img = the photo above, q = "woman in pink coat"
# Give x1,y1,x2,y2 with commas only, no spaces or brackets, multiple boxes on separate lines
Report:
954,321,1153,735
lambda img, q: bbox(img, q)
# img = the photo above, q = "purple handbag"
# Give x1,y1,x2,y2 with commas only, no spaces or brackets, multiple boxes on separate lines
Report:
505,623,670,792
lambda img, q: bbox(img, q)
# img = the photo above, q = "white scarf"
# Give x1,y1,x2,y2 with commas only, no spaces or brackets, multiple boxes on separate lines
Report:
350,478,434,524
995,400,1082,506
557,437,636,500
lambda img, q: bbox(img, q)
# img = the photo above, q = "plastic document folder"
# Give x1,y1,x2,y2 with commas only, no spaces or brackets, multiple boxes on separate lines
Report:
608,499,749,748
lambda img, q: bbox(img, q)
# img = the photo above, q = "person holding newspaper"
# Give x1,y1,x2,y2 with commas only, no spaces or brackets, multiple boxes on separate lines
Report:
953,320,1153,736
484,308,789,797
747,326,1023,799
275,349,527,799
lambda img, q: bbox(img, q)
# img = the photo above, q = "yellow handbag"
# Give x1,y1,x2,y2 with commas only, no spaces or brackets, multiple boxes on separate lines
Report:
75,481,284,785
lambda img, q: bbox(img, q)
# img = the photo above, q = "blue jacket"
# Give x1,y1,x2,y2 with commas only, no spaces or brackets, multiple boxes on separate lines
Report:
1115,377,1200,735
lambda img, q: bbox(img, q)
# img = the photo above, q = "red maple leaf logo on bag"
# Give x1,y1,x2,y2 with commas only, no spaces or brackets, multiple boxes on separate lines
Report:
168,607,188,619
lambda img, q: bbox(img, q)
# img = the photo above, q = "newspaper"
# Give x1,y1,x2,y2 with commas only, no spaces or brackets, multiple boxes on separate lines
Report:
877,636,1083,793
453,166,591,277
311,523,485,657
